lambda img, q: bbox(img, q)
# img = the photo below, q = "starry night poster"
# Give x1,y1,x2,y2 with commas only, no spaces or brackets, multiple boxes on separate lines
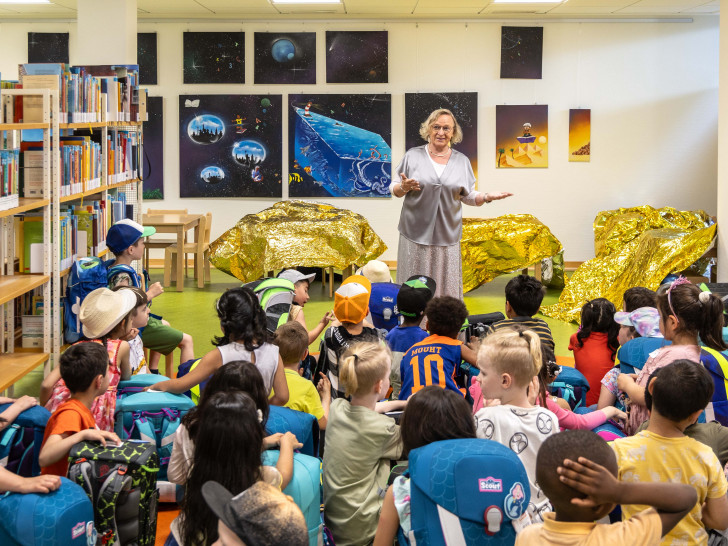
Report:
179,95,282,198
28,33,69,64
405,92,478,180
326,31,388,84
288,94,391,198
183,32,244,84
254,32,316,85
137,33,158,86
495,104,548,168
142,96,164,200
500,27,543,79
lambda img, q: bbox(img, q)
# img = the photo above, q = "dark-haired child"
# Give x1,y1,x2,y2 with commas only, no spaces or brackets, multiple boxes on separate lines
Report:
386,275,435,399
515,429,696,544
111,285,150,374
39,343,121,476
487,274,555,353
622,286,657,313
613,359,728,543
398,296,477,400
569,298,620,406
153,287,289,406
277,269,334,344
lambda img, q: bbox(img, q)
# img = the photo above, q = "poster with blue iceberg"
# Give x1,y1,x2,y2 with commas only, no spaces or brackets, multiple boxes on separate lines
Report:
288,94,392,198
179,94,282,198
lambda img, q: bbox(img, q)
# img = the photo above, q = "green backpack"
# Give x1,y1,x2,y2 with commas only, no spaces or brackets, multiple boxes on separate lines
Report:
243,277,296,333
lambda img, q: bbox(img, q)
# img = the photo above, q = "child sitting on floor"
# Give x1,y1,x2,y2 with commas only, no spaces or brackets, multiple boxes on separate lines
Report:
111,285,150,374
277,269,334,344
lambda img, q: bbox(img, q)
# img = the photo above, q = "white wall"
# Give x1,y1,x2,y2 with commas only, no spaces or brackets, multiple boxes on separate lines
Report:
0,17,719,263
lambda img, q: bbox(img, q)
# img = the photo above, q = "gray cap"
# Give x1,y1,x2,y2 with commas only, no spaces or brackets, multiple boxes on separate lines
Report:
277,269,315,285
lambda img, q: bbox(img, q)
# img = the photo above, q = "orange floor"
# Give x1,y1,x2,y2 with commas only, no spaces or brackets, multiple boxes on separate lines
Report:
156,505,179,546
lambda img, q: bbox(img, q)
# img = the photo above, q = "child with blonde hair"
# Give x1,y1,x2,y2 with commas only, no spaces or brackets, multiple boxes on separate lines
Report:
475,328,558,526
323,341,404,546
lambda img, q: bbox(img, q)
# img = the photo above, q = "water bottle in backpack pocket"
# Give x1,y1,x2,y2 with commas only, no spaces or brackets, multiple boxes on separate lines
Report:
0,403,50,477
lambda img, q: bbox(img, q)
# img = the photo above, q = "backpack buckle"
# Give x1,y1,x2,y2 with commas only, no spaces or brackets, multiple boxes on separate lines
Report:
117,465,128,476
484,505,503,535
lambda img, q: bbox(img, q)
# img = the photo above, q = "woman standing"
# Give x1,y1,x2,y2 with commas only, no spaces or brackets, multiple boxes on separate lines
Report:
393,108,512,299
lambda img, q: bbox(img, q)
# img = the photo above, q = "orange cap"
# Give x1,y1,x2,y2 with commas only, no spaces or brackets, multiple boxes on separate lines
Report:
334,275,371,324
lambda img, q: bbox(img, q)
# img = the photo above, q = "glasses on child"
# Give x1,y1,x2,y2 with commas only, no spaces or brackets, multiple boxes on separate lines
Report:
432,125,453,134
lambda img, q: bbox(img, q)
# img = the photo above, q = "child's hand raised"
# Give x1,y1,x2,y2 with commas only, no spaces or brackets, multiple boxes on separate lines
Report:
20,474,61,494
319,311,334,326
558,456,620,507
147,282,164,300
317,373,331,401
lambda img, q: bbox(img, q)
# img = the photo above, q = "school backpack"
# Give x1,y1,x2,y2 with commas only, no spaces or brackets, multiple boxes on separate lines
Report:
68,440,159,546
266,405,320,458
0,477,95,546
116,374,169,400
548,366,590,410
369,282,401,331
64,257,140,344
243,277,296,333
700,347,728,427
176,358,206,404
592,420,627,442
618,337,671,375
404,438,530,545
262,450,322,546
0,403,50,477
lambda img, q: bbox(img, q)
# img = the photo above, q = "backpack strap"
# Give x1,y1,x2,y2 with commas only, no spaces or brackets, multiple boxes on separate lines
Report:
0,424,20,466
701,347,728,423
97,465,133,545
436,504,467,546
159,409,181,466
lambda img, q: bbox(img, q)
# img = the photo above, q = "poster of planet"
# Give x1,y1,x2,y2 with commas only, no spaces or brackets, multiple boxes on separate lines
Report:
137,33,158,86
183,32,244,84
326,31,388,84
28,32,69,64
179,94,282,198
569,109,591,162
288,93,391,198
405,92,478,181
495,104,548,168
142,96,164,200
254,32,316,85
500,26,543,79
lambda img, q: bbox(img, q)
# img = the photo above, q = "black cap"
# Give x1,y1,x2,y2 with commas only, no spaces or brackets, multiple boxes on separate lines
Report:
397,275,436,317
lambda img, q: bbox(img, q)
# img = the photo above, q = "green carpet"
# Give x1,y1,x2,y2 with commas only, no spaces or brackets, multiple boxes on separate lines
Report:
13,267,577,397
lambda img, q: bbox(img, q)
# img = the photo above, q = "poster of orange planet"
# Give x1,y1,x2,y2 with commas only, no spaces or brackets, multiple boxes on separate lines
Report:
569,108,591,162
495,104,548,168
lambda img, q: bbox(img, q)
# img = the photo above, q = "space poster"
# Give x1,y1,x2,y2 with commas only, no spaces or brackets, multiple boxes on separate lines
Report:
254,32,316,84
179,94,282,198
500,26,543,80
142,96,164,200
183,32,245,84
325,31,388,84
288,94,392,198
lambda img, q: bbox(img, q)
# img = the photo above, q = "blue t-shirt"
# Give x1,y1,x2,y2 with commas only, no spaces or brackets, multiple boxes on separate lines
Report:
399,335,464,400
386,325,428,354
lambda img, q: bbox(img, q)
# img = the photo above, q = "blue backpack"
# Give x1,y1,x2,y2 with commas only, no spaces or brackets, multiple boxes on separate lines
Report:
262,450,322,546
404,438,530,545
548,366,590,410
0,477,95,546
618,337,671,375
116,374,169,400
0,403,50,477
369,282,401,331
64,257,139,343
266,405,320,458
700,347,728,427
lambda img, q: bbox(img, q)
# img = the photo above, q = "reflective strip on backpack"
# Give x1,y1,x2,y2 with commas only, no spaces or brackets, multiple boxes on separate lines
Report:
701,347,728,424
437,504,466,546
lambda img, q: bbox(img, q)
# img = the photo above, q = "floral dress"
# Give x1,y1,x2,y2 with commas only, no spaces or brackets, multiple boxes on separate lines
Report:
45,339,123,432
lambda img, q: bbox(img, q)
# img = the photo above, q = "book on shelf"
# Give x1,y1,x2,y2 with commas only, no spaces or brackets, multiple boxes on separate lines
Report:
20,145,43,198
0,148,20,211
1,80,23,124
19,64,65,123
21,215,43,273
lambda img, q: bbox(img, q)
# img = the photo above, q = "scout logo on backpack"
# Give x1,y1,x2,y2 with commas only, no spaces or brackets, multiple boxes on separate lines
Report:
68,440,159,546
243,277,295,333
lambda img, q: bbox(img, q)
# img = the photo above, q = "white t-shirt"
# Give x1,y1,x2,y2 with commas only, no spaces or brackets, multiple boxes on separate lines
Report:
475,404,558,525
216,342,280,395
128,335,147,374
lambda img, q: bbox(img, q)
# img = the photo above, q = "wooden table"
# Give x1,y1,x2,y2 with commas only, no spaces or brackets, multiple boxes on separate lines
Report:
142,213,203,292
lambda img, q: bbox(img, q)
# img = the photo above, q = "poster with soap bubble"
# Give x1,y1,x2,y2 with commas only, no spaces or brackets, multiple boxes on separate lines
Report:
288,93,392,198
179,94,282,198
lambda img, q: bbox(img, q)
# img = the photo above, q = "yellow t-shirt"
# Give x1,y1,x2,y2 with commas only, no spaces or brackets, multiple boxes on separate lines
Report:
515,509,661,545
612,430,728,545
284,368,324,420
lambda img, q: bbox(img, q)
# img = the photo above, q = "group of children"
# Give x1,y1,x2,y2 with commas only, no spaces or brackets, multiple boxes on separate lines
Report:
4,215,728,545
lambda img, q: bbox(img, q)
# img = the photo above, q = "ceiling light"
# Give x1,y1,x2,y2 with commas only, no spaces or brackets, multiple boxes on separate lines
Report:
271,0,341,4
0,0,51,3
493,0,565,3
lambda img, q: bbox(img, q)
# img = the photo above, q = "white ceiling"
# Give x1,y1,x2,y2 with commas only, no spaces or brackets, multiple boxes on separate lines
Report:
0,0,718,19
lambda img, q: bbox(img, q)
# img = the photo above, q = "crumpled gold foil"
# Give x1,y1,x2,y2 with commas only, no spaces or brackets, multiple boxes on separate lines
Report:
208,200,388,283
542,205,716,323
461,215,563,293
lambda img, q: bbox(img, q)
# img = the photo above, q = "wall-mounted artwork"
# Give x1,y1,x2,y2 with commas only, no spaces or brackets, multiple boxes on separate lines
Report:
569,109,591,162
179,94,282,198
254,32,316,85
137,33,158,86
500,27,543,79
142,96,164,200
326,31,388,84
405,92,478,180
183,32,244,84
28,32,69,64
495,104,548,168
288,94,391,198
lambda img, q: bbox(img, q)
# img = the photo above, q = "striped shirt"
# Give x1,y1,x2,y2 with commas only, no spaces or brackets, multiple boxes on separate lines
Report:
487,316,555,353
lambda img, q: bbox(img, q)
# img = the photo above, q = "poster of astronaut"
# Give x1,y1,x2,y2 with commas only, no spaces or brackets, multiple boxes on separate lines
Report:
179,94,282,198
288,93,392,198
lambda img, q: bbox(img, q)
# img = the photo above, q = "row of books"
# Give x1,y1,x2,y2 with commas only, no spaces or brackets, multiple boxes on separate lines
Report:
0,148,20,211
12,288,46,348
59,136,103,198
108,130,140,184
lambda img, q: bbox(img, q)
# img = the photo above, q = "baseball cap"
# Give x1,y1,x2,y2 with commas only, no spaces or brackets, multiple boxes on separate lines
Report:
106,219,156,254
355,260,392,283
614,306,662,338
334,275,371,324
277,269,315,285
80,287,137,339
202,481,307,546
397,275,436,318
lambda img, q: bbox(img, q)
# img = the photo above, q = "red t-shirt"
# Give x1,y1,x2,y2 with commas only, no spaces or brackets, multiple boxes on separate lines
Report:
40,398,96,476
568,332,616,407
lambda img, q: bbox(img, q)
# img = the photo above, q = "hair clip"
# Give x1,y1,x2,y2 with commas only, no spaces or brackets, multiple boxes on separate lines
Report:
256,409,263,423
353,353,359,364
698,291,712,305
552,365,562,378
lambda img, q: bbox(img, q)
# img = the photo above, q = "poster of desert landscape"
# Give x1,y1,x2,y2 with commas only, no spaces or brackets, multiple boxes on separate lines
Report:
495,104,548,168
569,108,591,162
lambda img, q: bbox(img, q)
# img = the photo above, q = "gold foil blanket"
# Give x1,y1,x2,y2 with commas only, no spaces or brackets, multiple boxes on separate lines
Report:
542,206,716,323
208,200,387,282
461,215,563,293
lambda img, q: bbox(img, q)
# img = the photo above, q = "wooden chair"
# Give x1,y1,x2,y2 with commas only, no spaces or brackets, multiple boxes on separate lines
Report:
143,208,188,272
163,212,211,289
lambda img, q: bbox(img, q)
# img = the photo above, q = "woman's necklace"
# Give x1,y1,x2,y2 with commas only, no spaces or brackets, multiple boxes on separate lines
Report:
429,146,450,158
